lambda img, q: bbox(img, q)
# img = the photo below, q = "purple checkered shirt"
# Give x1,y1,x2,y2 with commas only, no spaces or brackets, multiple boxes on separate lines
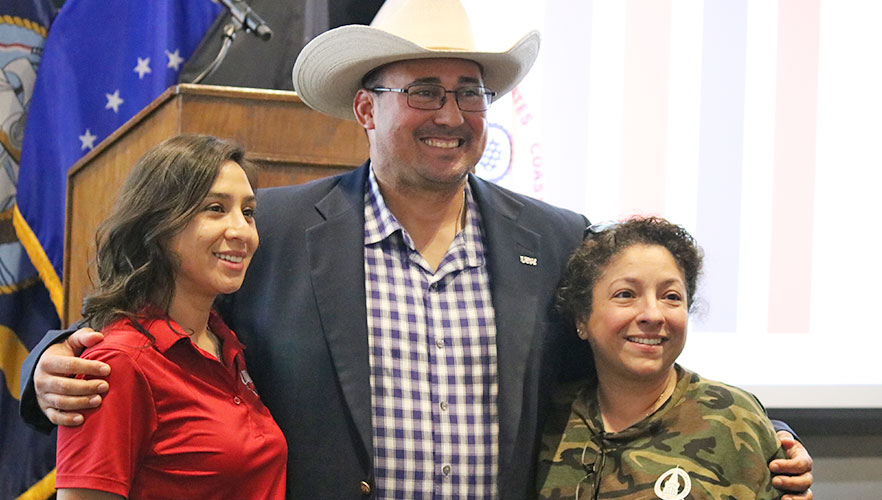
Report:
364,170,499,499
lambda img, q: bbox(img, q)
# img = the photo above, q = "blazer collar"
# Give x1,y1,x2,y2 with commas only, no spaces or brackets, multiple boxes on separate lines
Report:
308,162,375,466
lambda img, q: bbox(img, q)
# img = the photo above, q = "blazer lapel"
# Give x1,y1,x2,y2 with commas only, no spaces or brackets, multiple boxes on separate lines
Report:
470,176,544,473
307,163,375,461
305,168,549,476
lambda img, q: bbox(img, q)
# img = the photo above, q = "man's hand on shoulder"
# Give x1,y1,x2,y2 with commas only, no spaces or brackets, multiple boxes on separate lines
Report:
771,430,814,500
35,327,110,426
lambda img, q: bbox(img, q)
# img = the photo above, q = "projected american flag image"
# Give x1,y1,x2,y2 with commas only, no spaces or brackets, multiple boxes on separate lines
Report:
469,0,882,408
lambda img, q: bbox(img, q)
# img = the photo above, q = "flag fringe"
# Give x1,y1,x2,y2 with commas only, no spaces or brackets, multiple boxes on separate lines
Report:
0,324,29,399
11,205,63,320
14,468,55,500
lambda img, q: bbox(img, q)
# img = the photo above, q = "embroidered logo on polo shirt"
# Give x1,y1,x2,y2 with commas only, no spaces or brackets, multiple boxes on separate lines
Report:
654,466,691,500
240,369,259,397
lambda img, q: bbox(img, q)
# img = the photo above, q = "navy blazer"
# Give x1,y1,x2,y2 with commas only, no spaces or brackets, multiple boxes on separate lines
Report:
222,162,589,499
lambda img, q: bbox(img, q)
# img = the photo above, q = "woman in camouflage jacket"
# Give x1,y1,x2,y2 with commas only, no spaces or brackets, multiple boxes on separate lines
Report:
537,217,785,500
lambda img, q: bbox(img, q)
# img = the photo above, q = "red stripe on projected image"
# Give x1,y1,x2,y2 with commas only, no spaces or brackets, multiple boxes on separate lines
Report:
619,0,671,217
768,0,819,333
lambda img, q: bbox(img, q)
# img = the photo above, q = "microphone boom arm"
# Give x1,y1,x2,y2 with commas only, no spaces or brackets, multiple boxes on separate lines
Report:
187,0,272,84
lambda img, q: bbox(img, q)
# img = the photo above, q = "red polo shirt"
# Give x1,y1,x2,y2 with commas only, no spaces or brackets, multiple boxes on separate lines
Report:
56,310,287,499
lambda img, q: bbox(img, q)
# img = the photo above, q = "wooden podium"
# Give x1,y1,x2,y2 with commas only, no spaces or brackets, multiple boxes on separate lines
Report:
63,84,368,325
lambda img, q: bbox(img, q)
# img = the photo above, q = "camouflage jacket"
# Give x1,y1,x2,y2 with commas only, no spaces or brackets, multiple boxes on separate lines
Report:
536,365,785,500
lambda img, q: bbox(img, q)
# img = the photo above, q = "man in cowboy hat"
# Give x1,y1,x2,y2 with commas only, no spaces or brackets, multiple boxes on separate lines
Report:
22,0,813,498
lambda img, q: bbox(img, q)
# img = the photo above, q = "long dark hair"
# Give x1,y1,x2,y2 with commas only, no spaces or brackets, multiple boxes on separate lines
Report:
82,134,256,332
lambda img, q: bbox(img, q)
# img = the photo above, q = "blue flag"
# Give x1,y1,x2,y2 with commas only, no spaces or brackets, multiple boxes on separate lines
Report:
15,0,222,310
1,2,61,498
5,0,220,497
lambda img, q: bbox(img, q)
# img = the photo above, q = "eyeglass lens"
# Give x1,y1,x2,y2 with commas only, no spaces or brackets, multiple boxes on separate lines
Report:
406,84,493,111
576,440,606,500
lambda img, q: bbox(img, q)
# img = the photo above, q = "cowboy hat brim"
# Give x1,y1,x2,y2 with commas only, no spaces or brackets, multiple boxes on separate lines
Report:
292,25,540,121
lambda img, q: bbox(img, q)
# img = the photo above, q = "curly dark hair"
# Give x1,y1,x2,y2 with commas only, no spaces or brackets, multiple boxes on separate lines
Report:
81,134,256,332
557,216,703,326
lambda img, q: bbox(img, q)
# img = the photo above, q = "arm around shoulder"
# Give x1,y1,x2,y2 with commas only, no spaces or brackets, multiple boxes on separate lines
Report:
19,326,80,431
19,323,109,430
745,392,813,497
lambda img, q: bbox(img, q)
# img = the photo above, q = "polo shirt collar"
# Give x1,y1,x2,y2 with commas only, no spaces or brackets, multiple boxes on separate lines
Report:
139,308,245,365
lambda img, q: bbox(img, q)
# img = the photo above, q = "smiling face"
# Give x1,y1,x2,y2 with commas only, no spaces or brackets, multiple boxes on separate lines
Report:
168,161,258,306
581,244,688,386
354,58,488,194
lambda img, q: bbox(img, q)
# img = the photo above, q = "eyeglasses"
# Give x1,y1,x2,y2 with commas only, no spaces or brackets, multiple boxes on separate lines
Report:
586,220,620,237
369,84,497,112
576,439,607,500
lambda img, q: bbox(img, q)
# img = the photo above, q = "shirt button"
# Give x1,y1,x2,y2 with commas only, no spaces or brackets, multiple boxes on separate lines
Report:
359,480,372,495
442,464,451,476
429,283,437,291
233,396,242,405
435,338,445,348
439,401,448,411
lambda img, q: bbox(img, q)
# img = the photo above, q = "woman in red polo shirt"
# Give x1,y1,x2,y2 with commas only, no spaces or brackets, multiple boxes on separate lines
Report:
55,135,286,499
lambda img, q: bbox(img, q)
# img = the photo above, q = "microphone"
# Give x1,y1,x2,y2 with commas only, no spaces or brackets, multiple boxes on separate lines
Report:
214,0,273,41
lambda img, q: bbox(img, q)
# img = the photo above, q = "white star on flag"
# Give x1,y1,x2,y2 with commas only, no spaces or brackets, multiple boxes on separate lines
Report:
105,90,124,113
134,57,151,79
166,49,184,70
79,129,97,150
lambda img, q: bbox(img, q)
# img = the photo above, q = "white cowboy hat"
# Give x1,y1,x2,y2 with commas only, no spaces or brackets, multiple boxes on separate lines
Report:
291,0,540,121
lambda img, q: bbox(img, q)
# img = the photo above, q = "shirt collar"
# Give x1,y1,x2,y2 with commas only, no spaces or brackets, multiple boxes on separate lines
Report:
138,309,244,361
363,167,485,268
364,167,403,246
